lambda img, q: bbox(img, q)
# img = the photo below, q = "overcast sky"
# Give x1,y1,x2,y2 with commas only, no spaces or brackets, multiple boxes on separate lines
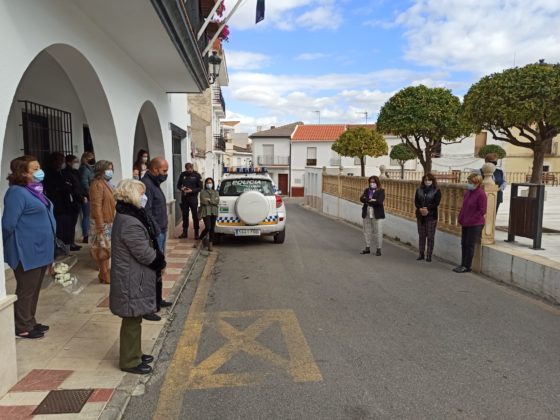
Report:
221,0,560,133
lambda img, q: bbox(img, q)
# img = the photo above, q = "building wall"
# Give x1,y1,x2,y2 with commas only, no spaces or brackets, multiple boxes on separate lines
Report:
251,136,291,163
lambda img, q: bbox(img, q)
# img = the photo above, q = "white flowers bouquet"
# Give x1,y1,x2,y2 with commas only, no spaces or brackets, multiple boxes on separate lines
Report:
51,256,83,294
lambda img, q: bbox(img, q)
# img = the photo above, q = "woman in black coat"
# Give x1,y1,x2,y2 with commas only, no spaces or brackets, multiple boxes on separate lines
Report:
414,173,442,262
359,175,385,256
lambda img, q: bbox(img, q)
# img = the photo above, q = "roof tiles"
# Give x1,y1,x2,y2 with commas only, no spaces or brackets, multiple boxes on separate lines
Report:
292,125,346,142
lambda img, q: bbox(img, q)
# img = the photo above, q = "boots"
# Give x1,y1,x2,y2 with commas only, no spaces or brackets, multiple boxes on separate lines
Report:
194,229,200,240
192,239,199,249
208,242,213,252
360,247,370,254
416,254,425,260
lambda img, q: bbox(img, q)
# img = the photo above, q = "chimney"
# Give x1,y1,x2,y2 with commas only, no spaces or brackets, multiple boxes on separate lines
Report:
270,125,276,129
256,126,262,132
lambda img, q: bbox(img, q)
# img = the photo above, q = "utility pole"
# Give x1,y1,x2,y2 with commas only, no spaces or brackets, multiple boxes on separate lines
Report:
356,111,368,124
313,110,321,124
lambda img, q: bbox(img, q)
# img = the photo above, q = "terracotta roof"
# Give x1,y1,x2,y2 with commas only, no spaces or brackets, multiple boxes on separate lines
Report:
249,122,302,138
233,145,251,153
292,125,346,142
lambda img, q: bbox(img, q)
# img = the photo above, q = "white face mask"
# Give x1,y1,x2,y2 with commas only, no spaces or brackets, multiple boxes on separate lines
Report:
140,194,148,208
206,183,214,189
370,183,377,189
425,180,433,187
72,162,80,170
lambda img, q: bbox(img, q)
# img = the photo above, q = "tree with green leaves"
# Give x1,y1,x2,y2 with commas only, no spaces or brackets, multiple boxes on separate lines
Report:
390,143,417,179
463,62,560,184
477,144,506,160
332,127,388,177
377,85,468,174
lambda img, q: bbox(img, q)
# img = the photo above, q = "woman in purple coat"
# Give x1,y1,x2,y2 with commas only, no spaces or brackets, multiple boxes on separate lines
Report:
454,173,487,273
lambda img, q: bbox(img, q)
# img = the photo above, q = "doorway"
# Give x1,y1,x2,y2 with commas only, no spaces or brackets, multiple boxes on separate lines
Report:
278,173,288,196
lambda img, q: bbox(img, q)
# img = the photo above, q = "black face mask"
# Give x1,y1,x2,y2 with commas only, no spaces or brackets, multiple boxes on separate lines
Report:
89,159,96,165
489,161,498,165
158,173,168,183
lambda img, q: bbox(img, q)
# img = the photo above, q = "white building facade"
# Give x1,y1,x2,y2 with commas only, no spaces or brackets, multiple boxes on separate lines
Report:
0,0,214,396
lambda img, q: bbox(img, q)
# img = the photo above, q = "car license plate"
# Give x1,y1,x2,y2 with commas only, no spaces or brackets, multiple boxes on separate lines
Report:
234,229,261,237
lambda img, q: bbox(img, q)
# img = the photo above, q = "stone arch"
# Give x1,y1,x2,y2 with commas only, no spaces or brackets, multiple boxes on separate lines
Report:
133,100,165,166
1,43,121,197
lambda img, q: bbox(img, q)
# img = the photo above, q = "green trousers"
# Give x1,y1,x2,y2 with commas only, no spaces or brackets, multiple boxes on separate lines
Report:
120,316,143,369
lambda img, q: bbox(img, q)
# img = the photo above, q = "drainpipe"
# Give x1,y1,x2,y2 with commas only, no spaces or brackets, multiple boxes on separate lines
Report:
289,140,292,197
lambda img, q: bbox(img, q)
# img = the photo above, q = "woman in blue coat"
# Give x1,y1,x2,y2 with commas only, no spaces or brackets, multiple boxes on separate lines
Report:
2,155,55,339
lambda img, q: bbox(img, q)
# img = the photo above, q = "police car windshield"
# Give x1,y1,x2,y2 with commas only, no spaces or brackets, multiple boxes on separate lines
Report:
219,178,274,196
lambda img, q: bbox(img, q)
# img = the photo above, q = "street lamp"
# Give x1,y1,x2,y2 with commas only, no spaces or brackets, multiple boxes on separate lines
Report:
208,51,222,84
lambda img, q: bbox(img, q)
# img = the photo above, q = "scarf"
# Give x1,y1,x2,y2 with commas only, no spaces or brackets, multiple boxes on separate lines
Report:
25,182,49,206
367,188,377,200
115,201,160,252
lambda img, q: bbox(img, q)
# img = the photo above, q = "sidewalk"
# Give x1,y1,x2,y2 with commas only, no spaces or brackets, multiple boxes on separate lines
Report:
495,185,560,266
0,224,197,419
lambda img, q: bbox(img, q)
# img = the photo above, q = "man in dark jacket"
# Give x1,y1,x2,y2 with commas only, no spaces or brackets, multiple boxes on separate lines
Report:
176,163,202,239
141,157,172,320
481,152,507,212
62,155,88,250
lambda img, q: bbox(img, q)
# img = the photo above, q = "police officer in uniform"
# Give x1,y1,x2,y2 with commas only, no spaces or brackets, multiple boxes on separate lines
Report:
177,163,202,239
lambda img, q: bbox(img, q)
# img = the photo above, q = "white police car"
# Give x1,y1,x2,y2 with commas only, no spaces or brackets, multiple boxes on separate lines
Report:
215,167,286,243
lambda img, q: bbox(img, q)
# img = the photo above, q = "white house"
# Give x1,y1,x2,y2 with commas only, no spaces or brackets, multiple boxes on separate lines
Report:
0,0,217,396
250,122,301,195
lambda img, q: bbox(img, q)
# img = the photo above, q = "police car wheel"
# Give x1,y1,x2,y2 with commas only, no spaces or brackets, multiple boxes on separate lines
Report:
274,229,286,244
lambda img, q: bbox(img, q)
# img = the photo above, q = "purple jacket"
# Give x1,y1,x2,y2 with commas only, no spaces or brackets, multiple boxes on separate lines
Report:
458,187,487,227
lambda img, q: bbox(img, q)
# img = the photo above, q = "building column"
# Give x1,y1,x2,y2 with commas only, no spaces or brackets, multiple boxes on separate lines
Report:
0,237,18,397
481,162,498,245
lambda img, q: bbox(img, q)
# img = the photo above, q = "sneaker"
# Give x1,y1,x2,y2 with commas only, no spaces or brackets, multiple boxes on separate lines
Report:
70,244,82,251
16,330,44,339
453,266,471,273
34,324,50,333
143,313,162,322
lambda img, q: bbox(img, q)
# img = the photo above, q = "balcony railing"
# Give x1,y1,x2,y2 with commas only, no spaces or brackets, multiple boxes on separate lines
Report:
212,86,226,113
257,155,290,166
214,134,226,152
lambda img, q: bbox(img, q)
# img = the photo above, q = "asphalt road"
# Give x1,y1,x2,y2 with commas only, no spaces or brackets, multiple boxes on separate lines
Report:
124,201,560,420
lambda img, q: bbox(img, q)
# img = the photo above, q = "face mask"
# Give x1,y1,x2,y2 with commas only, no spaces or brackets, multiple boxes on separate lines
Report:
140,194,148,208
489,161,498,165
32,169,45,183
61,162,66,170
425,180,433,187
142,157,148,163
104,170,113,180
370,183,377,189
88,159,96,165
467,183,475,191
158,173,168,183
72,163,80,170
133,175,140,180
206,183,213,189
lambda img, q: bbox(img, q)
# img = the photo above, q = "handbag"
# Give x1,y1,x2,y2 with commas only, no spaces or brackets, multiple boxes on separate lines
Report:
46,205,70,259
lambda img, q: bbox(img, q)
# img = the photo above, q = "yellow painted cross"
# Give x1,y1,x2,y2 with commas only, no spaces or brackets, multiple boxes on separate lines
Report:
187,309,323,389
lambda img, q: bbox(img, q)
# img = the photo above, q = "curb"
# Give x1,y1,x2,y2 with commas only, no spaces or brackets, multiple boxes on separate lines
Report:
99,245,202,420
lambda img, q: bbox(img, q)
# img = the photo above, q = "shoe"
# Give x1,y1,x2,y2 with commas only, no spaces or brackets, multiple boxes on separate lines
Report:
208,242,213,252
16,330,44,339
141,354,154,364
70,244,82,251
160,300,172,308
192,240,200,249
426,256,432,262
416,254,425,261
121,363,152,375
376,248,382,256
194,230,200,240
360,247,370,255
82,236,88,244
178,233,188,239
143,313,162,321
98,273,110,284
453,266,471,273
34,324,50,333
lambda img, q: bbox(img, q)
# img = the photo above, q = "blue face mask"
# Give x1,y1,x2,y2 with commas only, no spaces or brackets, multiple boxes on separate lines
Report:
467,183,475,191
32,169,45,183
140,194,148,208
104,170,113,180
206,183,214,189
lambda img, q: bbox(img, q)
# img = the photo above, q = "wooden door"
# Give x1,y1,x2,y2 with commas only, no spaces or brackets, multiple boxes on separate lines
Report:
278,174,288,196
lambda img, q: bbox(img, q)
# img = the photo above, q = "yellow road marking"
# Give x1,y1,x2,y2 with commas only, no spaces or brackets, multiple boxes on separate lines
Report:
154,254,323,419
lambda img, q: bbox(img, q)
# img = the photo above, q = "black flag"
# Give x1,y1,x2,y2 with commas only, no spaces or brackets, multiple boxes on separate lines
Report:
256,0,265,23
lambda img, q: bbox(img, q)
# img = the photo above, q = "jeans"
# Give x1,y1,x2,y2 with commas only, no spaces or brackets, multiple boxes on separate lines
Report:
81,202,90,237
157,231,167,254
363,218,383,249
200,215,217,242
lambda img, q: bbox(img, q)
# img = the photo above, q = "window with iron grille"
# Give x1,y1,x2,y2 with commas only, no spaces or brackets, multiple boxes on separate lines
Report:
20,101,73,166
